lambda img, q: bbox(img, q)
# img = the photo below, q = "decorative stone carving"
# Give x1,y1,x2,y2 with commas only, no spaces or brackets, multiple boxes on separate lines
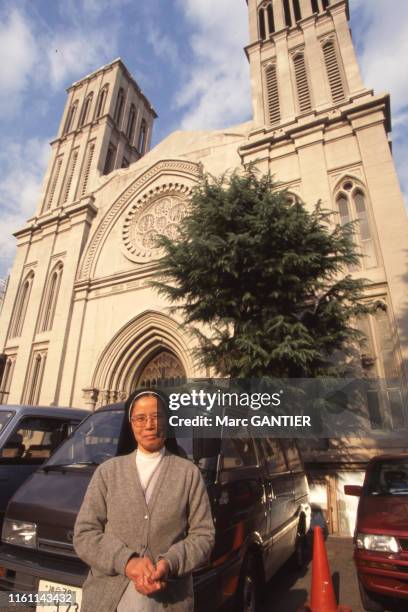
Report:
122,183,192,263
77,159,201,280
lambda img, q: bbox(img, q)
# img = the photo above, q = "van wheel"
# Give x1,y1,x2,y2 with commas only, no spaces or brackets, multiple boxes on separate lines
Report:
235,553,260,612
358,579,385,612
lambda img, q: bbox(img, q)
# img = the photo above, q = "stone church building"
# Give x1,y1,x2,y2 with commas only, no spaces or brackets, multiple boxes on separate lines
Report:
0,0,407,533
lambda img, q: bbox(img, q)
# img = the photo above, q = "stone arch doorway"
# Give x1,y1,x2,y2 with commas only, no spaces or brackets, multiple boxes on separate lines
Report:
85,310,194,409
136,350,186,389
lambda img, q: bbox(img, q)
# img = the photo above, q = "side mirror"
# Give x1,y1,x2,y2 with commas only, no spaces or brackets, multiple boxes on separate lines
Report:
344,484,362,497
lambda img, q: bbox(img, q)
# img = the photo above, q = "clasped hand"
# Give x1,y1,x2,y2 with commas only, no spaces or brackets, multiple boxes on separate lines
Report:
125,557,169,596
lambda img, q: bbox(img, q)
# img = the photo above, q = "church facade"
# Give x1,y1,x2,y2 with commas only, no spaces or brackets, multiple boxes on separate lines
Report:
0,0,407,534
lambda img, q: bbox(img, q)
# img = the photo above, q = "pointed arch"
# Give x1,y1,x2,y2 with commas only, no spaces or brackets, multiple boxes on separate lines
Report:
9,270,35,339
95,85,109,119
37,261,64,332
90,311,196,405
334,175,378,269
76,159,201,281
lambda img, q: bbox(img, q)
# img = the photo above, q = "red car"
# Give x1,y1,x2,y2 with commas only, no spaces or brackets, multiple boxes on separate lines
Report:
345,453,408,612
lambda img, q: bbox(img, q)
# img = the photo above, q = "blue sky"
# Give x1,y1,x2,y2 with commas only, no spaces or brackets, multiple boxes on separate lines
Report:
0,0,407,278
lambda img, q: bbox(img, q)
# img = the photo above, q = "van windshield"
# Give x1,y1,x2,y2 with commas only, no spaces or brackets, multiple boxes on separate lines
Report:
0,411,14,433
45,410,123,467
366,459,408,496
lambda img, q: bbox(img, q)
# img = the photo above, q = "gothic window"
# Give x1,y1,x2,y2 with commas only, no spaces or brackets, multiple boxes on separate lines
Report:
265,64,280,124
44,155,63,212
79,93,93,127
24,349,47,405
114,88,125,126
357,302,403,429
293,52,312,112
38,262,63,333
137,351,186,389
322,0,330,9
267,4,275,34
322,39,346,103
9,271,34,339
138,119,147,154
259,7,266,39
0,355,16,404
283,0,292,27
311,0,319,14
63,101,78,135
126,104,136,143
95,85,108,119
79,141,95,196
293,0,302,21
61,148,79,204
335,179,378,269
104,144,117,175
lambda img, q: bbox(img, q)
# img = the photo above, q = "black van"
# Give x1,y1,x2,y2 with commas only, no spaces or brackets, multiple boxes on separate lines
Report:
0,405,89,531
0,402,310,611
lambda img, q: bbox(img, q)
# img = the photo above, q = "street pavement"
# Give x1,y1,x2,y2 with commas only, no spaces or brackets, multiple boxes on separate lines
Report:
260,535,406,612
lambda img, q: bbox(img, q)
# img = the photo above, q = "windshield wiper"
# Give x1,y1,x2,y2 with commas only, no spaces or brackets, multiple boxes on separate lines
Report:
42,461,100,471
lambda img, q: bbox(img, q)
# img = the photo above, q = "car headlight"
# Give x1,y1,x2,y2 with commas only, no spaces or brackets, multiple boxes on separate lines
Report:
1,519,37,549
356,533,400,553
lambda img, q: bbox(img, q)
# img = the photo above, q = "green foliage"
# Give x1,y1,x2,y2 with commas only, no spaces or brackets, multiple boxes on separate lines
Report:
151,168,370,378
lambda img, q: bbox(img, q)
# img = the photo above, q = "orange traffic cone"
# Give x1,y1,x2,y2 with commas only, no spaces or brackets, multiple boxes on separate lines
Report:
310,526,338,611
298,526,352,612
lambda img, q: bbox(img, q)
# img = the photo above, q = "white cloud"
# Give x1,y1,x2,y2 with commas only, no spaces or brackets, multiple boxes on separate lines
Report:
0,139,50,277
0,9,37,115
175,0,251,130
46,30,116,89
147,25,180,68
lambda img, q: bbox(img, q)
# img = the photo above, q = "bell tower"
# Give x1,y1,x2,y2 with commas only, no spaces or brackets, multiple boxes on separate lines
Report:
245,0,369,128
35,59,157,217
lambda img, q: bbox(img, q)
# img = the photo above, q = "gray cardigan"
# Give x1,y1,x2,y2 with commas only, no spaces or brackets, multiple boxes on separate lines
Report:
73,449,215,612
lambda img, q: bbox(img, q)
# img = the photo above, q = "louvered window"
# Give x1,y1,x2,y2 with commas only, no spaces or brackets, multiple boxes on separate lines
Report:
79,142,95,196
44,156,63,211
127,105,136,143
114,88,125,126
267,5,275,35
293,53,312,112
283,0,292,27
311,0,319,14
265,65,280,124
95,86,108,119
138,120,147,154
79,93,93,127
323,40,345,102
63,102,78,135
62,149,79,204
293,0,302,21
259,8,266,40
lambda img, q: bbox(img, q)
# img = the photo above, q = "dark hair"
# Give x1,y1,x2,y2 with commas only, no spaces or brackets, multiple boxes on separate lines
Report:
124,387,179,454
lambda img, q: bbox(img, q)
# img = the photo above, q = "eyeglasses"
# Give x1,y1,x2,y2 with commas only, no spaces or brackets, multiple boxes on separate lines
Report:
130,414,165,427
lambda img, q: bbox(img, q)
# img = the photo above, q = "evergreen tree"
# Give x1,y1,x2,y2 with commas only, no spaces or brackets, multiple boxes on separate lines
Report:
152,169,370,379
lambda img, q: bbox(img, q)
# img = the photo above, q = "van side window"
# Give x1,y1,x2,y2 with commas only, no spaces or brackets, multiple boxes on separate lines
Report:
259,438,288,473
280,439,303,471
0,417,72,463
222,436,257,468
